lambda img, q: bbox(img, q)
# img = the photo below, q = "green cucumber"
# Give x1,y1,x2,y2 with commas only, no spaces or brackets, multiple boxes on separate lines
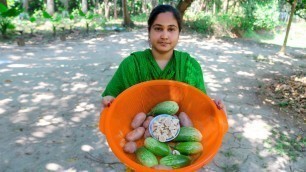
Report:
135,147,158,167
144,137,171,157
159,154,191,169
174,142,203,155
148,101,179,116
173,127,202,142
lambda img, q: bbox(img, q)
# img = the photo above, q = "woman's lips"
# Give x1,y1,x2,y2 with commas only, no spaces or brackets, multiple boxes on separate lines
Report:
158,42,170,46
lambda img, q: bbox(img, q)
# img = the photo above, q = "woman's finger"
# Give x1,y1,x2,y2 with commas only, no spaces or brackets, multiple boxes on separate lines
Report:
102,96,115,107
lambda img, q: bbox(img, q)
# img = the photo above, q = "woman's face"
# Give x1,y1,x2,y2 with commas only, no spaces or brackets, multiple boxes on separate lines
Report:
149,12,180,55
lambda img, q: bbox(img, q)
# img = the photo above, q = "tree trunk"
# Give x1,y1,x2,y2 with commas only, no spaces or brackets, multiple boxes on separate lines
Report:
47,0,55,16
0,0,7,7
114,0,117,19
200,0,208,12
151,0,158,9
213,1,216,14
62,0,69,11
177,0,195,17
280,0,297,54
122,0,133,27
142,0,147,14
170,1,175,6
223,0,229,14
131,0,134,14
23,0,29,12
233,0,237,13
105,0,110,19
91,0,99,9
82,0,88,14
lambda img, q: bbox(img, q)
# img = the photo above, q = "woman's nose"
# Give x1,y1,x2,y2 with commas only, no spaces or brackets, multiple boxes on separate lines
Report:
160,30,168,39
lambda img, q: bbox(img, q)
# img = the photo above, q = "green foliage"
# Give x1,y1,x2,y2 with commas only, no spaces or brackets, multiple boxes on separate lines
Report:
68,0,81,12
7,0,18,8
185,12,213,34
214,14,245,31
131,13,148,22
296,9,306,19
28,0,44,15
287,0,306,19
42,11,63,36
214,14,232,29
32,10,45,24
253,1,280,30
78,10,99,33
0,3,22,37
264,129,305,161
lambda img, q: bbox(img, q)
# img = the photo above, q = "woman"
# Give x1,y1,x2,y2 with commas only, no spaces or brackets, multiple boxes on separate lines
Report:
101,4,225,112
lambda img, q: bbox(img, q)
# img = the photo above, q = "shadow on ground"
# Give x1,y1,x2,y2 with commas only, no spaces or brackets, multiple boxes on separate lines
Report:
0,29,305,171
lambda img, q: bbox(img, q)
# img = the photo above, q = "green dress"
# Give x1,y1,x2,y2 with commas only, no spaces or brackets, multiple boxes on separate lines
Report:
102,49,207,97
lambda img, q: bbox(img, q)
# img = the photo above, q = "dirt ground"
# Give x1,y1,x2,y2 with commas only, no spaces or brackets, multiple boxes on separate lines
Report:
0,28,305,171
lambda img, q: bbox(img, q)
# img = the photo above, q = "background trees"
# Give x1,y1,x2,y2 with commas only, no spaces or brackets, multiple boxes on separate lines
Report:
0,0,305,51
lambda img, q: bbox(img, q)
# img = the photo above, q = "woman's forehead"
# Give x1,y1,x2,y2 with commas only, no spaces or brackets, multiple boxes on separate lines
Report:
152,12,178,27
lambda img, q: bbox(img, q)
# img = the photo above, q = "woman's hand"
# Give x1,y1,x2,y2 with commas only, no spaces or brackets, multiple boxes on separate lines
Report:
213,98,227,117
101,95,115,110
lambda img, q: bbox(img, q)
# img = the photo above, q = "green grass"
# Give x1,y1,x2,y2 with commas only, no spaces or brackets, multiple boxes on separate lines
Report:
264,128,305,161
246,22,306,48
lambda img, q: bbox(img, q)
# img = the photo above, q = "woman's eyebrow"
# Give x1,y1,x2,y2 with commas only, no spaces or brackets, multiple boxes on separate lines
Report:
152,24,178,28
168,25,178,28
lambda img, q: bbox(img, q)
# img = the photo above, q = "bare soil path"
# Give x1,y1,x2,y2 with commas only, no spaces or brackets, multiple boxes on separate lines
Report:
0,29,305,171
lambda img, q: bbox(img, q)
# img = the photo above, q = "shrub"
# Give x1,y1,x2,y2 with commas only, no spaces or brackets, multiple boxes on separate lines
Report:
131,13,148,22
253,1,280,30
185,12,213,34
0,4,22,38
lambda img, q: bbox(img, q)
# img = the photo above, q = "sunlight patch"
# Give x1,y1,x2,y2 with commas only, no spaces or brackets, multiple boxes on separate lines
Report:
236,71,255,77
0,108,5,114
0,98,13,105
71,116,81,122
36,115,64,126
81,145,94,152
7,64,30,68
72,73,87,80
33,82,52,90
223,78,231,83
46,163,62,171
32,93,55,102
71,83,88,91
243,120,271,140
32,131,46,138
0,68,12,73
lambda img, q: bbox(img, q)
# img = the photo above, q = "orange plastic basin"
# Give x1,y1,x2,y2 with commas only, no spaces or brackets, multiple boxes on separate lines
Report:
99,80,228,172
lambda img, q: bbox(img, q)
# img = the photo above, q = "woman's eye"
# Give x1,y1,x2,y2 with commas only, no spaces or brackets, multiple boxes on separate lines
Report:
168,28,175,32
154,27,162,31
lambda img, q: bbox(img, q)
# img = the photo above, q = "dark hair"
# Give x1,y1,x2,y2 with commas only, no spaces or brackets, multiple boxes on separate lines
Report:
148,5,182,32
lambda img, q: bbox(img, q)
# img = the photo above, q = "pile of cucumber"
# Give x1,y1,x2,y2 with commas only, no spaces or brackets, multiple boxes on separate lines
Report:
136,126,203,169
124,101,204,169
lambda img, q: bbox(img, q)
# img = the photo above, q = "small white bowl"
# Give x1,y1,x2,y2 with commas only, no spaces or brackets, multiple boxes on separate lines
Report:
148,114,180,142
